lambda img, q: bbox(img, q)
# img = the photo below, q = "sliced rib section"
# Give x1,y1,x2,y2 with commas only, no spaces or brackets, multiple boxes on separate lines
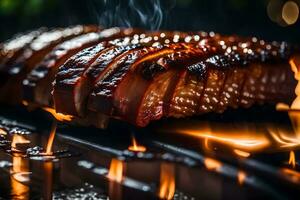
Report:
87,43,213,126
136,45,217,126
52,29,146,115
0,25,98,104
87,45,173,115
0,28,46,83
54,31,203,116
23,28,138,107
0,27,297,128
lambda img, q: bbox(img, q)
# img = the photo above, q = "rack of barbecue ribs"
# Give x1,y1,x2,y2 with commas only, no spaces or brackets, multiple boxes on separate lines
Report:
0,25,299,127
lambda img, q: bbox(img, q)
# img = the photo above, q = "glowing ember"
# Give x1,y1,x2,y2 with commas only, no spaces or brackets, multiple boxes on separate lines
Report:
43,107,74,122
128,136,146,152
237,171,247,185
289,150,296,169
107,159,123,183
45,121,57,155
11,135,30,150
204,158,222,171
234,149,251,158
158,163,175,200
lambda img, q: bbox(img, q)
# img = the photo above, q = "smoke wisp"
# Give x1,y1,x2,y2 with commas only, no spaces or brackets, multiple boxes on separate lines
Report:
93,0,176,30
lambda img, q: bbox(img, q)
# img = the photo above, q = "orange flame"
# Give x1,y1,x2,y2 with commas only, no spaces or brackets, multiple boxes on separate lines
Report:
289,150,296,169
43,107,73,122
107,159,123,183
290,59,299,78
237,171,247,185
234,149,251,158
128,136,146,152
11,135,30,150
288,111,300,137
274,59,300,150
158,163,175,200
268,127,300,148
160,120,272,152
43,107,68,155
45,121,57,155
164,119,300,153
276,59,300,111
276,103,290,111
177,128,269,151
290,59,300,109
204,157,222,171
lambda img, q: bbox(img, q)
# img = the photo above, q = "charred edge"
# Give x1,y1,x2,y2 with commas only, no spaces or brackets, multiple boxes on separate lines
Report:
187,47,293,80
84,44,141,80
187,62,208,80
140,62,166,80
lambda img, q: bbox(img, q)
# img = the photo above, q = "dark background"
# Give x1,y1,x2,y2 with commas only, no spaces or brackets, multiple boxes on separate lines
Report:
0,0,299,43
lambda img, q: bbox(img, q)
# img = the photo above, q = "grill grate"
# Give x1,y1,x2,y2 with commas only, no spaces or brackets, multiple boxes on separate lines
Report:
0,105,300,199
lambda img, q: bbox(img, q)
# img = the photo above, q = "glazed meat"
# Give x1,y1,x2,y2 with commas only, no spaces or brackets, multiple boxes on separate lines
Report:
0,27,46,74
0,26,298,127
53,31,207,117
23,28,143,107
0,25,99,104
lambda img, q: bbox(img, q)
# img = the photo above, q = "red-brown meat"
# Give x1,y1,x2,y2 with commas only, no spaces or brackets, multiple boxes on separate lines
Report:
0,26,298,128
0,25,99,104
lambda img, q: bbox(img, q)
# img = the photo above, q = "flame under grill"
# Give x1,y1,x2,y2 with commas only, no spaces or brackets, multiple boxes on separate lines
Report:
0,104,300,200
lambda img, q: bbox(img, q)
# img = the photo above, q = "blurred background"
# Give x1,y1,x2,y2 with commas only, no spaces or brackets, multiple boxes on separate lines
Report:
0,0,299,43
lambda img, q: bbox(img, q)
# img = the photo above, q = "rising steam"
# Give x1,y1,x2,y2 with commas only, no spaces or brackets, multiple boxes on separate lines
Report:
92,0,176,30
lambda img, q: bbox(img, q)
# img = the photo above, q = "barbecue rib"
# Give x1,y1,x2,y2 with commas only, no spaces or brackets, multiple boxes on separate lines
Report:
23,28,142,107
0,26,298,127
0,25,99,104
53,31,205,116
